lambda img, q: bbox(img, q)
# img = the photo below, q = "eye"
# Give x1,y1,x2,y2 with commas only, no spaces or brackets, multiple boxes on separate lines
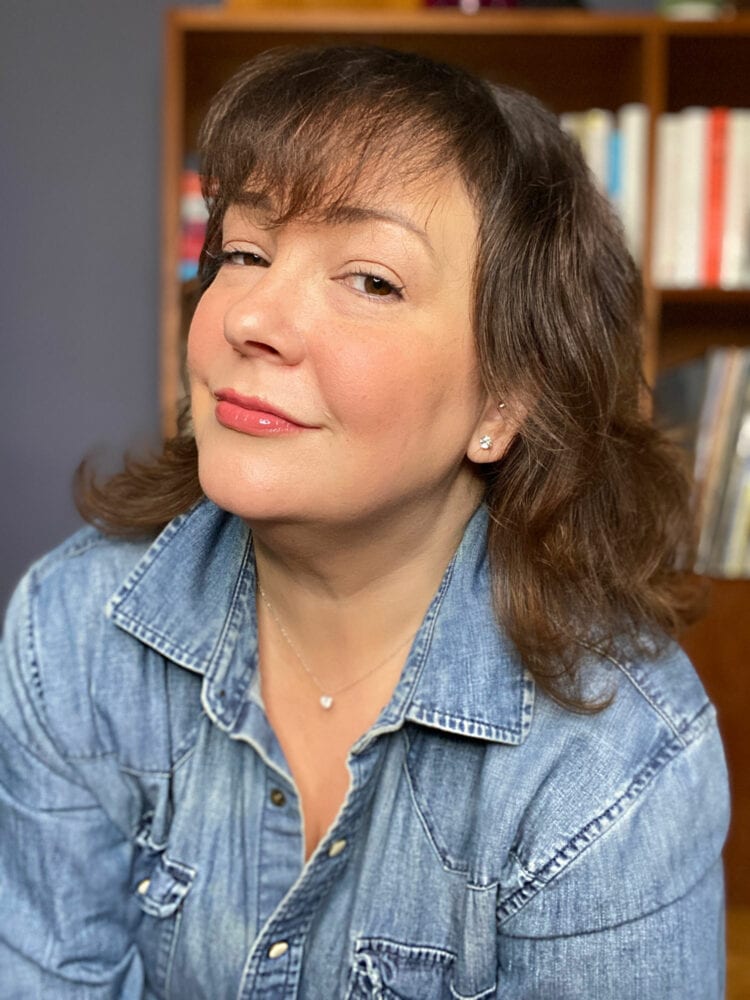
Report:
217,249,269,268
349,271,404,300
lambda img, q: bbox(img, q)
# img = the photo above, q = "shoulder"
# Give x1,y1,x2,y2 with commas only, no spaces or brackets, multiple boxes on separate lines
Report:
4,524,155,690
17,523,154,608
1,522,184,767
497,639,729,933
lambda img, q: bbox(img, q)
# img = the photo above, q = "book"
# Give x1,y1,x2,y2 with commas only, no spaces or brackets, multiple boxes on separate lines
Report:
652,114,681,287
672,107,710,287
720,109,750,288
720,402,750,576
653,354,709,455
179,162,209,281
695,349,750,575
617,103,649,266
657,349,750,577
703,107,729,288
580,108,614,195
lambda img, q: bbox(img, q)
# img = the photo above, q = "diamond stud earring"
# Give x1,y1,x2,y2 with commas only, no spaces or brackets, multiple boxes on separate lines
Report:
479,435,492,450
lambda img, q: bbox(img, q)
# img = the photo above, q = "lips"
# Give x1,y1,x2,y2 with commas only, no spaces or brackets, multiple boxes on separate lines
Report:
213,388,314,436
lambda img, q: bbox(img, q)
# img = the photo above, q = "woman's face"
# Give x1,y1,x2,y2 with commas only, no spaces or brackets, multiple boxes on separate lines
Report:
188,169,503,531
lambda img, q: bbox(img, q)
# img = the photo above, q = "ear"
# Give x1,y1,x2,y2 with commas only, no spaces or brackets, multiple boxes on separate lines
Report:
466,398,523,465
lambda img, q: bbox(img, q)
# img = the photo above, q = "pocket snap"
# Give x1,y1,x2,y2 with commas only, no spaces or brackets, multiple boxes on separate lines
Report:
133,853,196,919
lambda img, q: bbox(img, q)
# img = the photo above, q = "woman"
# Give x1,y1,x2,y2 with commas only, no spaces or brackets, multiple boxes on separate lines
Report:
0,45,728,998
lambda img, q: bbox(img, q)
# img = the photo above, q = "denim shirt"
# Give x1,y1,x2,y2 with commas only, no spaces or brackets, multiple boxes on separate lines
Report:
0,500,729,999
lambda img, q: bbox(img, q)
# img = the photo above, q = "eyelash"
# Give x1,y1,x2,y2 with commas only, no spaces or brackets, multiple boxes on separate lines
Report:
349,269,405,302
214,249,269,268
212,250,405,302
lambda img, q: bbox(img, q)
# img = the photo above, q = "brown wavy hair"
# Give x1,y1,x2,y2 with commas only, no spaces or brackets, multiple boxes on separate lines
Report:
76,45,701,709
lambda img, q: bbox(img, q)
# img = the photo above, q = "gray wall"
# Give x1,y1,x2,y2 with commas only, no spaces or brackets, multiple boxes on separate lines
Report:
0,0,653,614
0,0,219,614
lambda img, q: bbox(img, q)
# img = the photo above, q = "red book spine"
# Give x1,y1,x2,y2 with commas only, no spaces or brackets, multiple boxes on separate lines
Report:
703,107,729,287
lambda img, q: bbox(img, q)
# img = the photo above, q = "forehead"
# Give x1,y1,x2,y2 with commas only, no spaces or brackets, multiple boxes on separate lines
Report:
224,167,478,246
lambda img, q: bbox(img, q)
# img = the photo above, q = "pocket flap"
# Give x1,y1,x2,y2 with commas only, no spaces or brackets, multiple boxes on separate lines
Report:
134,854,196,919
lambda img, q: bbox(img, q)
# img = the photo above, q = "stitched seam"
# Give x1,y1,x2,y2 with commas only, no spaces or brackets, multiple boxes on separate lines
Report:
109,617,206,670
107,511,194,608
402,731,460,873
497,713,716,923
450,983,496,1000
500,857,721,940
576,638,698,744
402,729,471,876
355,937,455,962
508,847,535,881
402,730,502,887
204,534,255,690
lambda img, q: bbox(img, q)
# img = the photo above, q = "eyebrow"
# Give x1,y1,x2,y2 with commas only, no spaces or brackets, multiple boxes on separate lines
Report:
230,192,436,258
324,204,436,258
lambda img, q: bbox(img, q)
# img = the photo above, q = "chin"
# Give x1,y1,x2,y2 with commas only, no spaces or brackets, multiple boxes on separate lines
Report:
196,447,277,519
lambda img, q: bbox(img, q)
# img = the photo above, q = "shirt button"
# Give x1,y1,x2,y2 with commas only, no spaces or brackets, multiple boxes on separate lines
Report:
268,941,289,959
328,838,347,858
136,878,151,895
269,788,286,807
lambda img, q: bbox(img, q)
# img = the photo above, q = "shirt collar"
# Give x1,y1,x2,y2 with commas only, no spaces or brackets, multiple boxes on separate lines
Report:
107,500,533,746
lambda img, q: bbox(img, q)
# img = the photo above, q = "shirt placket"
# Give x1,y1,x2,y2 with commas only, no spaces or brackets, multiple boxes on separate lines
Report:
234,735,387,1000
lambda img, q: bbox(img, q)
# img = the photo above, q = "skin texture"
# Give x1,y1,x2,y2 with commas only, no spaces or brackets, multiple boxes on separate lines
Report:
187,170,517,857
188,171,514,533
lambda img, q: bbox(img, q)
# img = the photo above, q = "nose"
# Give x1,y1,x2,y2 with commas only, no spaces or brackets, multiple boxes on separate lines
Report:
222,266,307,366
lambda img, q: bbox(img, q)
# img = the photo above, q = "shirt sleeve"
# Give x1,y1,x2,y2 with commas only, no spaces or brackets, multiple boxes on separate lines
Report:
495,714,729,999
0,570,146,999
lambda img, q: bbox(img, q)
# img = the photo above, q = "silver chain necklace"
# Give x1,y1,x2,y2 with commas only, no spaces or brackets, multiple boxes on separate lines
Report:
257,583,416,711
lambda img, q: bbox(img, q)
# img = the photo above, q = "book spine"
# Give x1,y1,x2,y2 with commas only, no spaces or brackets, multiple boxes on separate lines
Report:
652,114,681,288
179,163,209,281
703,107,729,288
673,107,709,288
617,104,648,265
711,353,750,574
696,349,747,573
720,109,750,289
580,109,614,195
720,418,750,577
607,127,622,205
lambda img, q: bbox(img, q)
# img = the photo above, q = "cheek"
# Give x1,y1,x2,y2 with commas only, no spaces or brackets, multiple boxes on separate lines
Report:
186,293,222,375
315,326,480,440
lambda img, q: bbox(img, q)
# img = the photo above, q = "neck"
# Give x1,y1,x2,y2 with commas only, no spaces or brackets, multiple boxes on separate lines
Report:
250,484,483,667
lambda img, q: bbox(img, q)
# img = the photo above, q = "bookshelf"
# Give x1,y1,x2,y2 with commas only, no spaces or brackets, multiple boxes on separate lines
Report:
161,7,750,903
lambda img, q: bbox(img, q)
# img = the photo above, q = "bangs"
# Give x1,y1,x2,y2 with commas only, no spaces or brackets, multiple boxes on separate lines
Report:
196,46,497,281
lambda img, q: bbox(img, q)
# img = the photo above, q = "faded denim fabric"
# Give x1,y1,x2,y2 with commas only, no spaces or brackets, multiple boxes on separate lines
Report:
0,500,729,999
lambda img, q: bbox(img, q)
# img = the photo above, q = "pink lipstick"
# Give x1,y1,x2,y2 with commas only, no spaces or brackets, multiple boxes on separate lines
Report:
214,389,312,436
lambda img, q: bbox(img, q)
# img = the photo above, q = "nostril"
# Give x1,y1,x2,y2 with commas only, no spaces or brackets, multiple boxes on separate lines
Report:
236,340,282,357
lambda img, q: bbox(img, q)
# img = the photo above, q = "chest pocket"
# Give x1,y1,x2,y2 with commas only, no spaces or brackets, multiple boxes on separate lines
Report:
345,938,496,1000
133,852,196,998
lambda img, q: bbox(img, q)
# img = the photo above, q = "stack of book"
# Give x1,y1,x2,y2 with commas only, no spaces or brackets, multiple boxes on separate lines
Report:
655,347,750,578
178,159,209,281
652,107,750,288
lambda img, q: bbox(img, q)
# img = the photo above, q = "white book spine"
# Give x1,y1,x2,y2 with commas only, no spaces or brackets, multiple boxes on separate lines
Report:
559,111,584,144
580,109,614,195
720,109,750,289
652,114,681,288
673,107,709,287
617,103,649,265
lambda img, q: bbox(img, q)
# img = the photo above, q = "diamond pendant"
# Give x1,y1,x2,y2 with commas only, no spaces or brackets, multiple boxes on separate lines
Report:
319,695,334,710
